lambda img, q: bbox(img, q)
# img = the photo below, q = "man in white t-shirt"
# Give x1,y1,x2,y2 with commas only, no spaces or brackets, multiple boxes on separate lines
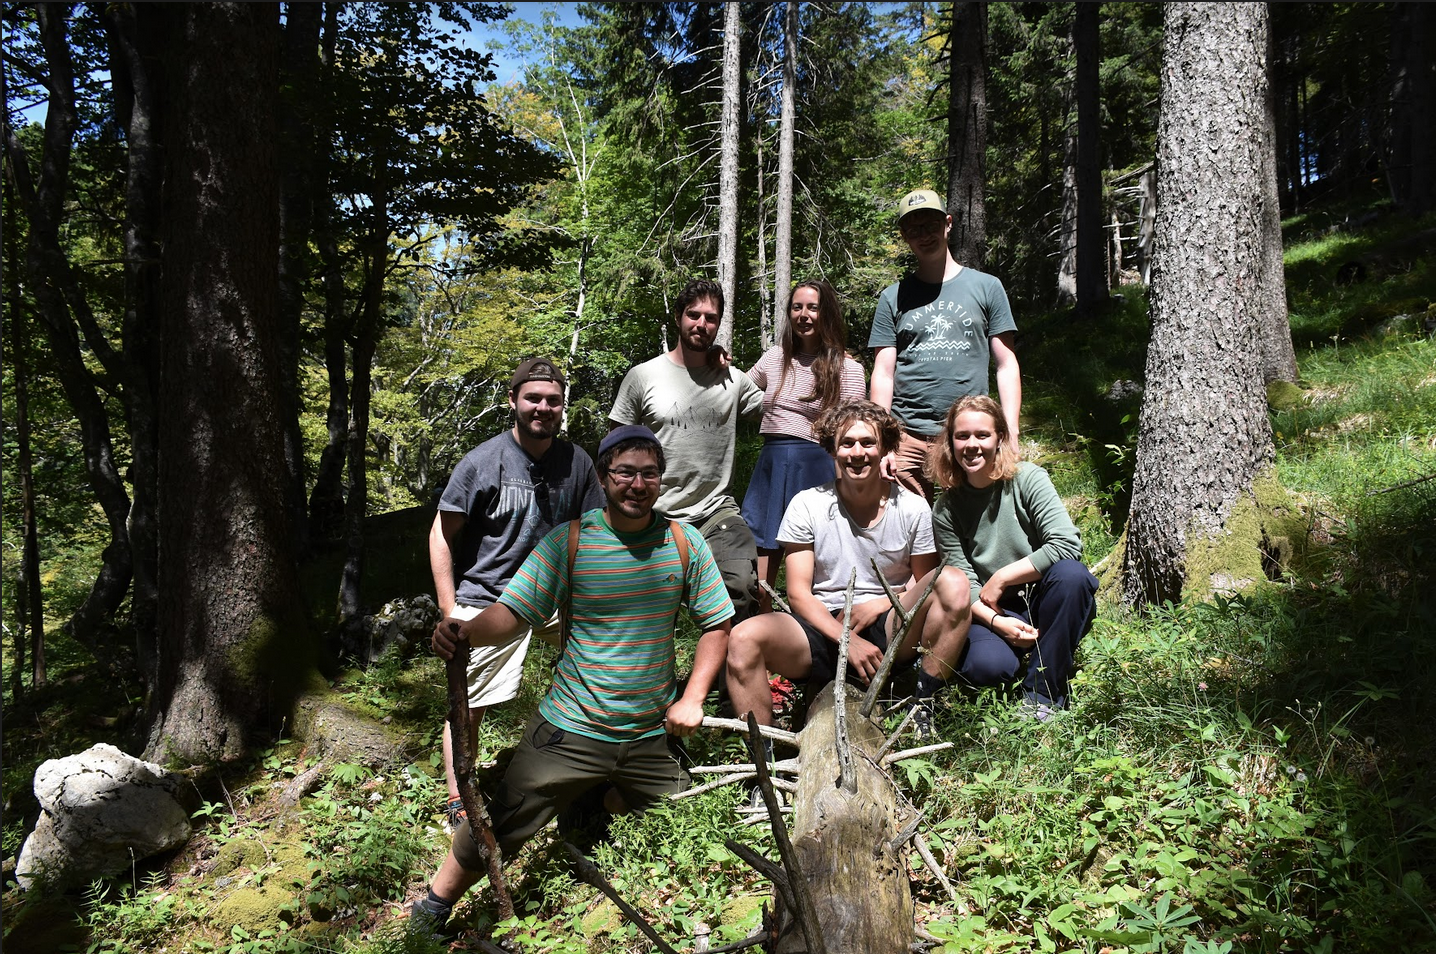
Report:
609,279,765,622
725,400,970,735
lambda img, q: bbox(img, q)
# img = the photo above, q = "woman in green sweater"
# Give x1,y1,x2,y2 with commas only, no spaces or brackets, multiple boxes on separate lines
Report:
927,396,1098,717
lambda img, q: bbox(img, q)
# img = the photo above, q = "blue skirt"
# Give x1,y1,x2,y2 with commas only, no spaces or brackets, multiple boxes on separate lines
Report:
741,436,836,550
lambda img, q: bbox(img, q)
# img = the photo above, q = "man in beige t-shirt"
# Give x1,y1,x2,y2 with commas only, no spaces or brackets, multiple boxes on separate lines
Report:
609,279,764,622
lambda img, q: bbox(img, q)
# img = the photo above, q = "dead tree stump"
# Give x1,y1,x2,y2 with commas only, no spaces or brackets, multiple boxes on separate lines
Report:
775,681,913,953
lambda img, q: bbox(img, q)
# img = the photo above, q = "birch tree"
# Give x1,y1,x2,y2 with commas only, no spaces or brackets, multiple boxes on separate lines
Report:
769,1,798,346
715,0,742,354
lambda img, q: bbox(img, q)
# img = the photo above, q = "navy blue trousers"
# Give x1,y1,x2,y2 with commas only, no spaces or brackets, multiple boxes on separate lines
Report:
956,559,1098,706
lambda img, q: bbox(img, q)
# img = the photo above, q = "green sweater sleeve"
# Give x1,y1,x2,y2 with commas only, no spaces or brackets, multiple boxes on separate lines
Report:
933,463,1082,601
1014,464,1082,574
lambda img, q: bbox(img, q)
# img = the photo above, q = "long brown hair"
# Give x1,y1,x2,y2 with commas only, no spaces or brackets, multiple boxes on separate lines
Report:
776,279,848,410
925,395,1021,489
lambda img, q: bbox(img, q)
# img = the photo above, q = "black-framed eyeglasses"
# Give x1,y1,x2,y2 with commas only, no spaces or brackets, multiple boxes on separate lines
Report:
900,218,945,238
607,467,661,485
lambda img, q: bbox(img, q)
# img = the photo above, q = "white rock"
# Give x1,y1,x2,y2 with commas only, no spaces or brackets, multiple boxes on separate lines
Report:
16,743,191,892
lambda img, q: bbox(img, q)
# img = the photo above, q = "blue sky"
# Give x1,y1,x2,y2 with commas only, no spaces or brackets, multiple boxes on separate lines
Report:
473,2,589,85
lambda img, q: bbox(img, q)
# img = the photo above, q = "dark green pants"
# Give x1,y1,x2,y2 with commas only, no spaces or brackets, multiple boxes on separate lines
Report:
452,714,688,871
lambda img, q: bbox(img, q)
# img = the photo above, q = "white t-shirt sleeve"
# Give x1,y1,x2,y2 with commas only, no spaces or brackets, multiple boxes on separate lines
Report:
776,490,817,548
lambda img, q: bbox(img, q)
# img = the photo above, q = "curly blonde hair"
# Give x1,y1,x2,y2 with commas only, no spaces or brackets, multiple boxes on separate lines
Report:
925,395,1021,489
813,399,904,457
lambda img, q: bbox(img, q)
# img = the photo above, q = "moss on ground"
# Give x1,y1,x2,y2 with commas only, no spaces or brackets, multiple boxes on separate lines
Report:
207,841,309,938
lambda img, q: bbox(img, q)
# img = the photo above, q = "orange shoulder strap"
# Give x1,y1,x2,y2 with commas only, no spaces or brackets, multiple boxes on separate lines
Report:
670,520,690,604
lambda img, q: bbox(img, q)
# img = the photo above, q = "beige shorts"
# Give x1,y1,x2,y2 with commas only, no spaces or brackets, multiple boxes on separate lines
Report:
451,604,560,709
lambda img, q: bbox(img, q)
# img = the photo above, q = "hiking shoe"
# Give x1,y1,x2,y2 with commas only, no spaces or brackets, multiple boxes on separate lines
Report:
445,796,466,833
911,697,936,740
405,894,455,942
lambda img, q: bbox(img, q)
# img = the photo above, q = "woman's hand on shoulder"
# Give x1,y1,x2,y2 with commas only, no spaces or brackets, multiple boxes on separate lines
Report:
879,451,899,483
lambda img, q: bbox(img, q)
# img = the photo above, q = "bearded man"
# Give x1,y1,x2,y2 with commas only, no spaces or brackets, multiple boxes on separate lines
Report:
429,357,604,830
608,279,764,623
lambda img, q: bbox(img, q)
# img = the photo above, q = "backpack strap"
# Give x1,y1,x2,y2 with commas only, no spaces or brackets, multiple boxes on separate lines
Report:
669,520,690,603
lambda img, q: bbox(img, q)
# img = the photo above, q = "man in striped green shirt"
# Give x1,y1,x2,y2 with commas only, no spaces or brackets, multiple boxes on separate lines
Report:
413,425,733,936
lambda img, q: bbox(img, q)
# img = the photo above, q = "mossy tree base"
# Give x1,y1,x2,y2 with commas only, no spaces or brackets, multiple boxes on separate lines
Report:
1102,469,1308,603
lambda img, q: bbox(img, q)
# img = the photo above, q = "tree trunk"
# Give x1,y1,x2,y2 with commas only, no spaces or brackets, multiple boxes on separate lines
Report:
277,0,324,555
1137,167,1156,284
1284,32,1303,212
6,254,45,691
148,2,313,765
715,0,742,354
104,2,166,683
775,683,912,953
1257,5,1297,385
4,5,135,656
1074,1,1106,316
771,0,797,345
308,4,347,543
946,2,987,268
1389,3,1435,216
338,222,386,629
1121,2,1276,607
756,131,772,350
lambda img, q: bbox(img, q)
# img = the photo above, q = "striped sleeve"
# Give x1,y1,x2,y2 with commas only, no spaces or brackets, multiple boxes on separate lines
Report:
679,525,735,628
840,356,866,401
496,521,568,626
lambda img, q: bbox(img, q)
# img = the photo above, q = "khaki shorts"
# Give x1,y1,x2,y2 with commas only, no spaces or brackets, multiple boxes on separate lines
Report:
451,605,560,709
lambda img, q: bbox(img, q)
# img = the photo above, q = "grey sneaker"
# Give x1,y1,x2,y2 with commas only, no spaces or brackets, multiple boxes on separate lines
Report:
1017,691,1064,722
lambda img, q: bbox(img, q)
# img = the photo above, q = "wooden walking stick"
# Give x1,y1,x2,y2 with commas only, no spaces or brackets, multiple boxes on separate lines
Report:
444,631,515,922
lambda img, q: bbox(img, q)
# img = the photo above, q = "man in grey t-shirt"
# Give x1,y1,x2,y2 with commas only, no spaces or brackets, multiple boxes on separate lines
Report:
869,189,1022,501
431,357,604,828
609,279,764,622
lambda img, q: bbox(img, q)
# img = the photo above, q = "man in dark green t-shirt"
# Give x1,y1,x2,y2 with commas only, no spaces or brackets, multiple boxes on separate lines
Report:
869,189,1022,501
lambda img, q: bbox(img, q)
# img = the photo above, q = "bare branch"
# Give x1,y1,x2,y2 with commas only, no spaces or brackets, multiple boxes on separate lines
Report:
881,742,954,767
723,838,796,912
689,759,799,775
833,571,858,793
670,771,755,799
888,811,925,854
876,705,918,762
699,716,798,746
743,713,827,954
444,642,514,922
861,567,940,718
564,843,682,954
912,831,958,903
759,579,792,615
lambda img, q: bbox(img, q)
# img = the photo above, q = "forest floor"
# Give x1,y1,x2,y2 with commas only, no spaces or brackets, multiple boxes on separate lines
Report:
3,198,1434,954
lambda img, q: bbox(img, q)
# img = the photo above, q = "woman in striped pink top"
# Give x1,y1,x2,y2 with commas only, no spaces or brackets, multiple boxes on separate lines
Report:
741,279,866,612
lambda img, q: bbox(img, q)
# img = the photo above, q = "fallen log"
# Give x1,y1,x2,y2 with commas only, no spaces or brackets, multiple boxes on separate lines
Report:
773,681,914,954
